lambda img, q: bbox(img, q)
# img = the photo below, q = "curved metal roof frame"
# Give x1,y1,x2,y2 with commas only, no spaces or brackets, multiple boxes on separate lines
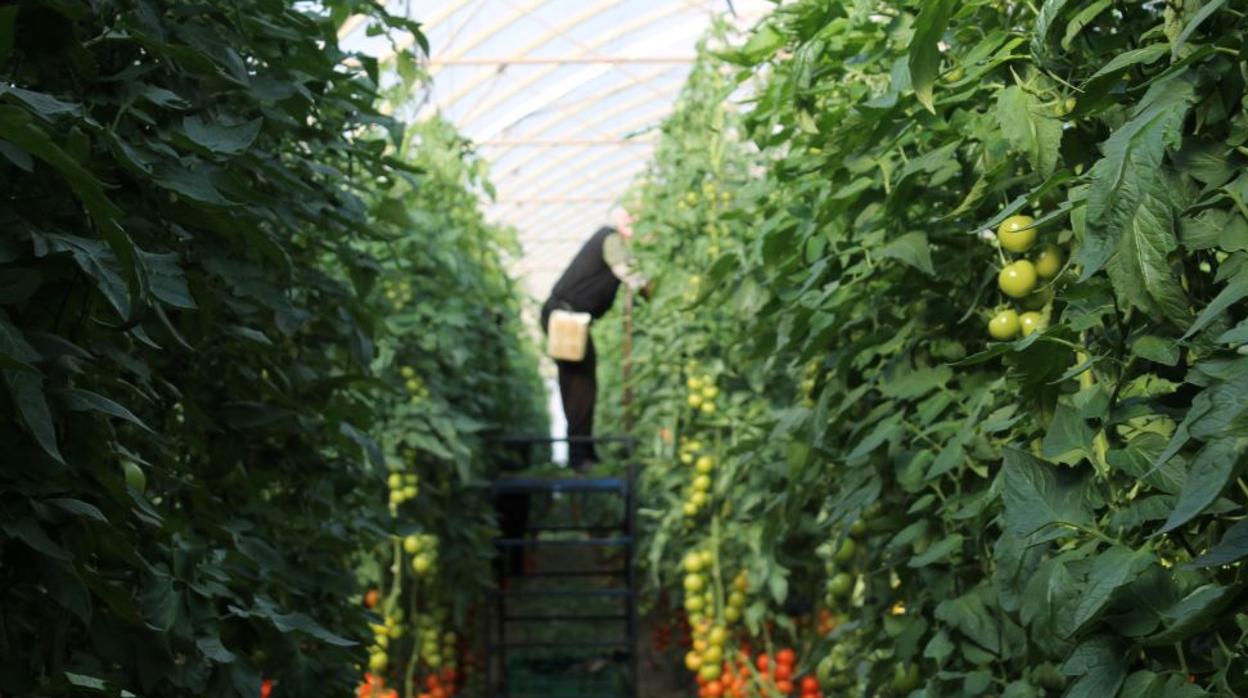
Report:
341,0,771,301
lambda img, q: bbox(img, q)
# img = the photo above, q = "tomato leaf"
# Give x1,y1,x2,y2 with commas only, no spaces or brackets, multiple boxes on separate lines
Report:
1157,436,1241,534
996,85,1063,177
1061,635,1127,698
908,0,959,113
877,232,935,275
1077,73,1195,279
1145,584,1237,645
1181,259,1248,339
1105,181,1191,326
1069,545,1154,635
181,114,263,155
1032,0,1073,57
1172,0,1228,57
1001,448,1094,540
1061,0,1113,51
1042,400,1095,465
1184,520,1248,568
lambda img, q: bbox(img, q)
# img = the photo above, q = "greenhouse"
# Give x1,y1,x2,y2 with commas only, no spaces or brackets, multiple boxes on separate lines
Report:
1,1,1247,697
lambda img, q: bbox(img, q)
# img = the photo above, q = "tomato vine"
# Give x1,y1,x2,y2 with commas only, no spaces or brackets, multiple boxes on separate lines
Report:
604,2,1248,696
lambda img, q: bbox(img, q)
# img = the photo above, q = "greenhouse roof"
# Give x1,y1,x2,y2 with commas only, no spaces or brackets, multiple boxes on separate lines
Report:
340,0,770,302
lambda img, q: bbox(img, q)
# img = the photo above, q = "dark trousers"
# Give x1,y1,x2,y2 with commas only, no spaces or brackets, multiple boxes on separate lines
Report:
542,299,598,468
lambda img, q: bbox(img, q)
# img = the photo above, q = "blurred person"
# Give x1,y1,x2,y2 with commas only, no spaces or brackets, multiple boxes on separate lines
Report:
541,208,649,471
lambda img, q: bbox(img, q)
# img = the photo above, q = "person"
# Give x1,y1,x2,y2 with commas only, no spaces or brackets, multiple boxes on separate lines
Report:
541,208,648,471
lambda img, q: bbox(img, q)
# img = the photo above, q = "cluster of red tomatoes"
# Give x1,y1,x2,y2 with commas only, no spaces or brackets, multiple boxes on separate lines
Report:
355,673,396,698
414,666,461,698
354,663,468,698
814,608,839,637
695,647,822,698
652,612,693,653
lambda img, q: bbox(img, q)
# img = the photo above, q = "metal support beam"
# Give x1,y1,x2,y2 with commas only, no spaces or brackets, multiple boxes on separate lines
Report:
479,138,656,146
433,56,697,66
417,0,630,121
460,7,703,139
491,196,622,204
491,96,678,188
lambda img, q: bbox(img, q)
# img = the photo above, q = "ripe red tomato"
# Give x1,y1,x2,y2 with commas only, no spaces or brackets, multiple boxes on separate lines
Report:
756,654,770,672
777,648,797,666
774,663,793,681
776,679,794,695
260,679,273,698
801,675,819,693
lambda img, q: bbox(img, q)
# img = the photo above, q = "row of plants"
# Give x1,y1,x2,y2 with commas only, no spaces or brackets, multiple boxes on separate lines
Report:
603,1,1248,696
0,2,542,696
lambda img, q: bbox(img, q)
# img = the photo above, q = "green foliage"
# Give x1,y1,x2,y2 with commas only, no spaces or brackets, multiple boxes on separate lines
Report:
0,2,542,697
606,1,1248,695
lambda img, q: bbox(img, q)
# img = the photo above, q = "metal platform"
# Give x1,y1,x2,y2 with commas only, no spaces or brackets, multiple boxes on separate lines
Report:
483,436,638,698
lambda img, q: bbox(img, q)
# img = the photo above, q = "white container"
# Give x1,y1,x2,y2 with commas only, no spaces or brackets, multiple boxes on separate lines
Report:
546,309,592,361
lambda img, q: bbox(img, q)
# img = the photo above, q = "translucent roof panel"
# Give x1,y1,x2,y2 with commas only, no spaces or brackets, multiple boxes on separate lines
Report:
341,0,772,302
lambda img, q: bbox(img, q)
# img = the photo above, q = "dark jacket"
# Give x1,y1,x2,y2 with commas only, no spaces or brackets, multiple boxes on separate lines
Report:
546,226,621,320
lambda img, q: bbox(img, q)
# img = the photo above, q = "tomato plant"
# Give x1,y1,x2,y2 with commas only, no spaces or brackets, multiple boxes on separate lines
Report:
603,1,1248,696
0,2,541,697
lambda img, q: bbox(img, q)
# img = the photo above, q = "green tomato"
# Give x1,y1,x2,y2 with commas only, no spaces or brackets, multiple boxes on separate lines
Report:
1021,287,1053,311
1030,662,1066,690
708,626,727,646
891,662,921,693
412,553,433,574
988,309,1020,341
997,215,1036,253
683,551,705,573
122,461,146,493
698,662,721,681
828,572,853,597
833,537,856,564
699,550,715,568
404,534,421,554
683,573,706,593
998,260,1038,298
1019,311,1046,337
1032,244,1063,279
692,474,711,492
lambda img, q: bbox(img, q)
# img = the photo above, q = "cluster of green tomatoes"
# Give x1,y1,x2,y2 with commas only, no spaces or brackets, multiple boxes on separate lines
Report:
368,611,406,673
383,277,414,312
686,373,719,415
404,532,439,576
386,465,420,508
399,365,430,404
413,611,457,669
679,440,717,519
988,215,1064,341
